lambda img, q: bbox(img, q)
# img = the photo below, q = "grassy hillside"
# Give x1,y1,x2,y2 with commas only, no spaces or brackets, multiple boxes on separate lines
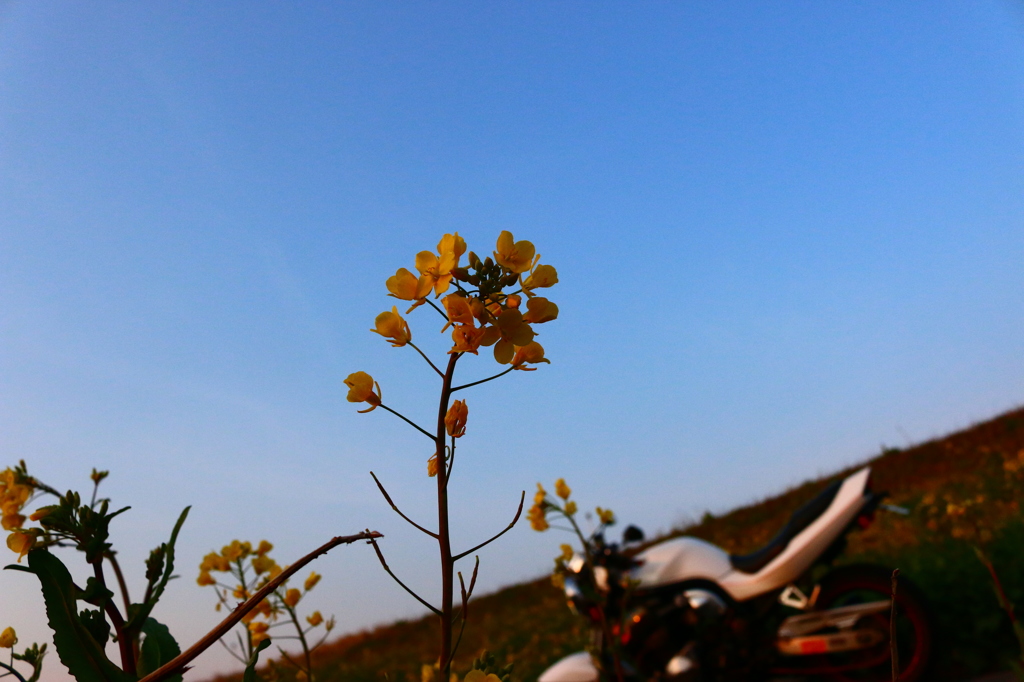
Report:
209,406,1024,682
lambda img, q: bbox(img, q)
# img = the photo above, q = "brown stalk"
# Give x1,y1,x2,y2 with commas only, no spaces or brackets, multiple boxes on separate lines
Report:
136,530,381,682
890,569,900,682
435,352,461,675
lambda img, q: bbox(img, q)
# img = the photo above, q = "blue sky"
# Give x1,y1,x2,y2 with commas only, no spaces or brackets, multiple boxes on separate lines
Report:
2,2,1023,680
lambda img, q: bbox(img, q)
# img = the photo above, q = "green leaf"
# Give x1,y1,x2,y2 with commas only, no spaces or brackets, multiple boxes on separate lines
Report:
25,550,134,682
242,639,271,682
138,618,182,682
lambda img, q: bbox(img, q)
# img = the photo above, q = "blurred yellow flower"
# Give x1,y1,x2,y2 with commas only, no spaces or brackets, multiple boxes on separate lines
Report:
325,616,336,632
200,551,231,572
528,504,549,532
304,571,321,591
307,611,324,627
29,507,53,522
564,501,577,516
256,540,273,556
222,540,252,562
445,400,469,438
344,371,382,413
427,453,440,478
0,627,16,648
6,530,35,561
248,620,270,645
559,544,574,562
1,513,24,531
284,588,301,608
196,571,215,586
464,670,503,682
596,507,615,525
251,554,276,576
522,297,558,324
494,231,537,274
372,307,412,347
534,483,547,506
554,478,571,500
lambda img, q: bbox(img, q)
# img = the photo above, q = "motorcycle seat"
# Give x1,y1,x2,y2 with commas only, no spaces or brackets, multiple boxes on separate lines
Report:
728,478,843,574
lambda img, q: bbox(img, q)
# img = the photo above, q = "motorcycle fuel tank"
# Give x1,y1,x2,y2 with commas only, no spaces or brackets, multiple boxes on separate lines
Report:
630,536,733,588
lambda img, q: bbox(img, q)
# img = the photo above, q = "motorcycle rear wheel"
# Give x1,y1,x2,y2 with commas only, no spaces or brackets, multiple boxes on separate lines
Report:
811,564,933,682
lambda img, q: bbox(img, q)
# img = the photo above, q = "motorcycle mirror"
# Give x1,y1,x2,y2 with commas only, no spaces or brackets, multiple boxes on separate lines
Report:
622,525,644,544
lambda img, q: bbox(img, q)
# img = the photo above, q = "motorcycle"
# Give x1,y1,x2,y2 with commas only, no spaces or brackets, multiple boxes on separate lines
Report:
537,467,933,682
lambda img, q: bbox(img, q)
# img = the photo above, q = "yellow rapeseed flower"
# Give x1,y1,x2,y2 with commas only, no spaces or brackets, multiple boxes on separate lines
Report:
1,513,24,531
0,627,16,648
256,540,273,556
528,504,549,532
304,571,321,591
222,540,252,562
344,371,382,413
416,251,458,297
427,453,440,478
450,324,487,355
445,400,468,438
564,500,577,516
386,267,432,306
284,588,301,608
197,571,216,586
534,483,547,506
596,507,615,525
464,670,503,682
522,297,558,324
307,611,324,627
371,306,412,347
494,231,537,274
248,621,270,645
559,544,574,562
492,309,535,364
554,478,571,500
6,530,35,562
442,295,476,331
251,555,276,576
511,341,549,370
523,263,558,292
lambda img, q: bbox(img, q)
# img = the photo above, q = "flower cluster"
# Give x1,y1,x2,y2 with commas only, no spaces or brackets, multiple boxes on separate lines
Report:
528,478,599,532
1,464,45,561
346,232,558,415
197,539,334,655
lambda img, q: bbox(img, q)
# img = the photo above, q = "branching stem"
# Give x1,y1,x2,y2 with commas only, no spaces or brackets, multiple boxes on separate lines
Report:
379,404,435,440
136,530,382,682
451,367,515,392
453,492,525,562
370,472,438,538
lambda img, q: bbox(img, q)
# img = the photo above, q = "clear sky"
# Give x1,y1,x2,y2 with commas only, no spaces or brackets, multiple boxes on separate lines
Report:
2,2,1023,680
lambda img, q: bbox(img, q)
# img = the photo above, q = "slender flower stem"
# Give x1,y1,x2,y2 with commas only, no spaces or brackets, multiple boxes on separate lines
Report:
452,492,525,561
435,352,461,676
136,531,382,682
92,560,135,675
451,367,515,392
0,661,28,682
378,404,435,440
370,472,438,538
425,298,450,322
408,342,444,378
285,604,314,682
106,554,132,619
368,536,441,616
